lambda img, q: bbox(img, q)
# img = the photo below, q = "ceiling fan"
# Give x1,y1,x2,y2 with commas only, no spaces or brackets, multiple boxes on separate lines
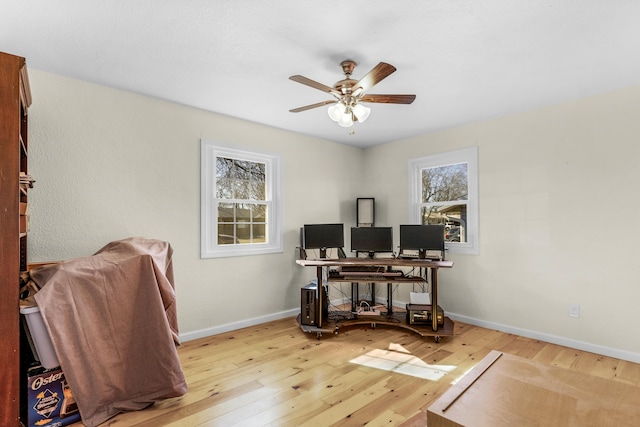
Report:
289,60,416,129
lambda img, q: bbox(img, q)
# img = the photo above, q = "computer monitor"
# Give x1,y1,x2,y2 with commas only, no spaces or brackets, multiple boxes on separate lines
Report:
303,224,345,258
351,227,393,258
399,224,445,259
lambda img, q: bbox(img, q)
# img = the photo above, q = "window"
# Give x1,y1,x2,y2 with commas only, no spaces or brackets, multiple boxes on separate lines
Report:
409,146,478,254
201,141,283,258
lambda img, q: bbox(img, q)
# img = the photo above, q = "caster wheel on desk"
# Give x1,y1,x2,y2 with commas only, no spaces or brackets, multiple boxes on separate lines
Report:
316,332,322,340
434,336,441,343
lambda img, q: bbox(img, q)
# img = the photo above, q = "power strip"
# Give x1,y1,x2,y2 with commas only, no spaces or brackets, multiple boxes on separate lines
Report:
357,310,381,316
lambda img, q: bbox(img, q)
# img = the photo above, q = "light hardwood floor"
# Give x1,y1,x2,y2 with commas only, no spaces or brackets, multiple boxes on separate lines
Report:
77,317,640,426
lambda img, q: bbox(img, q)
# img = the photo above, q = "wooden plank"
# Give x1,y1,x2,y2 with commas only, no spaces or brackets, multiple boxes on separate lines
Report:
433,350,503,413
427,350,640,427
0,51,26,427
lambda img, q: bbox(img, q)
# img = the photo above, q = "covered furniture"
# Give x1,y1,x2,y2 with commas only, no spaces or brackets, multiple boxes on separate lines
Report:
30,237,187,427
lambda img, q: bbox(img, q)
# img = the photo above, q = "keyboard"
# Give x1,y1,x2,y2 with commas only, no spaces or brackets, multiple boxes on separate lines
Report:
340,270,403,277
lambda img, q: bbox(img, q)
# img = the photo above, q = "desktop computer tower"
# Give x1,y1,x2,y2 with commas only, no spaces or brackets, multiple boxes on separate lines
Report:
301,283,317,326
300,282,328,326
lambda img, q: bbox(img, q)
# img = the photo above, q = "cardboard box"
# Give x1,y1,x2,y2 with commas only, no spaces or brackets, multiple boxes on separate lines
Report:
26,366,81,427
20,202,29,233
20,214,28,234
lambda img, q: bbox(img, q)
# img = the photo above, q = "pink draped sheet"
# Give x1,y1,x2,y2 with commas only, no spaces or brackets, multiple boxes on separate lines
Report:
31,237,187,427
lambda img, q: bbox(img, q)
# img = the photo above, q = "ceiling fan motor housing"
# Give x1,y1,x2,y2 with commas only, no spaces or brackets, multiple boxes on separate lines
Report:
340,60,357,77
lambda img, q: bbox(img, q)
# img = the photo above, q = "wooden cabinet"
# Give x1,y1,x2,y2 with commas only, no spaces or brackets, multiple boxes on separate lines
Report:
0,51,32,427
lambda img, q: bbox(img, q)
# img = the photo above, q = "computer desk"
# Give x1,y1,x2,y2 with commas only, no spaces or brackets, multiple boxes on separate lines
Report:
296,257,454,341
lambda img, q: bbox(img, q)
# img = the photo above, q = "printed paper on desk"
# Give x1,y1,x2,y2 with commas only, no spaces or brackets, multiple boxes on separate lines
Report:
410,292,431,305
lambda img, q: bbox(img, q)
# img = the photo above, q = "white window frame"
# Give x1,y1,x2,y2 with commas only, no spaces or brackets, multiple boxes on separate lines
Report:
201,140,283,258
408,146,478,255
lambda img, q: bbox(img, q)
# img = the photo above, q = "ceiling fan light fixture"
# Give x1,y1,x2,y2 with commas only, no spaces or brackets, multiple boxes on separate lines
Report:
327,102,343,122
352,103,371,123
338,111,354,127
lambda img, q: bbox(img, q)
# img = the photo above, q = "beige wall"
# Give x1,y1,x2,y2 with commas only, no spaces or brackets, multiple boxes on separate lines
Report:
27,70,363,337
363,86,640,360
26,69,640,361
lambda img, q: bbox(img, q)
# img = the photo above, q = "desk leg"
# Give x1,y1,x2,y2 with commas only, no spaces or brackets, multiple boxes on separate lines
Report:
431,267,438,331
316,266,323,328
351,282,358,312
371,283,376,307
387,283,393,314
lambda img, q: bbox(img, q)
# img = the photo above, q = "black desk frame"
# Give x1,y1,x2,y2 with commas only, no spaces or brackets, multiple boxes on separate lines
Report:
296,257,454,341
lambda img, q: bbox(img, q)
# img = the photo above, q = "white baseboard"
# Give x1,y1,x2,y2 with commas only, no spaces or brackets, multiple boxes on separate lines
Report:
180,303,640,365
179,308,299,342
448,312,640,364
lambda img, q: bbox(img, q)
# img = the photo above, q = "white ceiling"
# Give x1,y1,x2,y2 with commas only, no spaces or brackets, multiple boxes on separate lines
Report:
2,1,640,148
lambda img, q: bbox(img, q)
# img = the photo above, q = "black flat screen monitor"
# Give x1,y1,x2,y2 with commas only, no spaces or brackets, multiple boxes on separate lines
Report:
399,224,445,259
303,224,344,258
351,227,393,257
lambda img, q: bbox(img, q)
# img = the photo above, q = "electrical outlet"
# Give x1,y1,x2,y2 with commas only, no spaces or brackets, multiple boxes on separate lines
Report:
568,304,580,318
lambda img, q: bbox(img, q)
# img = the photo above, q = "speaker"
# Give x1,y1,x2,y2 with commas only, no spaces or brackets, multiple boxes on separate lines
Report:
300,283,317,326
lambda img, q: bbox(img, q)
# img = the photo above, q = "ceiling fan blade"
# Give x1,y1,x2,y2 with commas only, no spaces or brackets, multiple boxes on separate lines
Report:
360,94,416,104
289,75,339,95
352,62,396,94
289,100,336,113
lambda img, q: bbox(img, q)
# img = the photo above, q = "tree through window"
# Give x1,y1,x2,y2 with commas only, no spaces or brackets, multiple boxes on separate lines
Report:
421,163,469,242
201,142,282,258
409,147,478,254
216,157,267,245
